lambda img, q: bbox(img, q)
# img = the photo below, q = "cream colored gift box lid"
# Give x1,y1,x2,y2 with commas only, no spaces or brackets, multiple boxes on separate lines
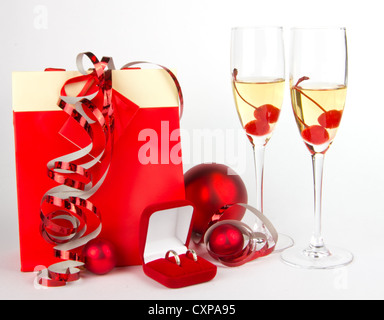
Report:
12,69,179,112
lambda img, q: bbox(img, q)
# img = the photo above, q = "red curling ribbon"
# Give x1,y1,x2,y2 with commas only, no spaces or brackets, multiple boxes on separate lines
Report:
204,203,278,267
38,53,115,287
37,53,185,287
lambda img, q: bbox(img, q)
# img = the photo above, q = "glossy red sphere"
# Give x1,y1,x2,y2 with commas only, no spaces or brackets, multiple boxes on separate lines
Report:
184,164,248,236
83,239,117,275
208,224,244,256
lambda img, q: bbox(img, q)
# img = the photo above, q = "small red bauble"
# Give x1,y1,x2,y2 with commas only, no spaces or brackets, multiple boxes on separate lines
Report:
184,164,248,236
208,224,244,256
83,239,117,275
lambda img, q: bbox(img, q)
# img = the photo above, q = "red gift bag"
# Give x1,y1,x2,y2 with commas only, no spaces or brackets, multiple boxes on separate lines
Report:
12,54,186,272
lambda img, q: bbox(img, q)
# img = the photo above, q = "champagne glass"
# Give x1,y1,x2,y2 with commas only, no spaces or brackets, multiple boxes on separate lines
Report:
281,27,353,269
231,26,293,252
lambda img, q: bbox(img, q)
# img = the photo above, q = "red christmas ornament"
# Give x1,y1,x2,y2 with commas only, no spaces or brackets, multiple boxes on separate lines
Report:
208,223,245,256
184,163,248,236
83,238,117,275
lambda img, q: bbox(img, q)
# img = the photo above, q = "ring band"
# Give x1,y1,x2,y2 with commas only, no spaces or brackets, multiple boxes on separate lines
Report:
186,249,198,262
165,250,181,266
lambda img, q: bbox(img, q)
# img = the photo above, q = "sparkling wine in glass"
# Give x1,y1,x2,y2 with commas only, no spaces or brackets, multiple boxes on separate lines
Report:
281,27,353,269
231,26,293,252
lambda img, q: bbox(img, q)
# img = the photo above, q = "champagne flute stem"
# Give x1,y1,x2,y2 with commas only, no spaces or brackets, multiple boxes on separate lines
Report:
253,145,265,214
308,152,330,256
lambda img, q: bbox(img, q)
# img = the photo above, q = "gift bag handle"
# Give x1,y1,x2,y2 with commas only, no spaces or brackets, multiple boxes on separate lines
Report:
121,61,184,119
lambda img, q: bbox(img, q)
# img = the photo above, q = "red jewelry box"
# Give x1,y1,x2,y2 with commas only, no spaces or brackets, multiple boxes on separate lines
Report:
140,200,217,289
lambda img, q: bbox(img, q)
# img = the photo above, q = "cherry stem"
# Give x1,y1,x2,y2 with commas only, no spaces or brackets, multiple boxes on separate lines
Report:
232,69,258,111
294,111,308,128
293,77,327,113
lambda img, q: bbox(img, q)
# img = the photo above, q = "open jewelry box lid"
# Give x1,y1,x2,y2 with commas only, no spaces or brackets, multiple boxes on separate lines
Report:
140,200,195,264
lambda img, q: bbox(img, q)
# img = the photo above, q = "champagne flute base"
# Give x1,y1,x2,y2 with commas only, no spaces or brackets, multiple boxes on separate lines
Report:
280,245,353,269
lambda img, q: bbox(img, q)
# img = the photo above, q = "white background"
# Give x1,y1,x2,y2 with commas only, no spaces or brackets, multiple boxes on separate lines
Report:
1,0,383,300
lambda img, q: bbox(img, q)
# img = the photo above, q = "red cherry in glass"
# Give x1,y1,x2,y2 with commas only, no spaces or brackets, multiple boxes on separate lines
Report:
208,224,245,256
254,104,280,124
318,110,343,129
244,119,270,136
301,125,330,145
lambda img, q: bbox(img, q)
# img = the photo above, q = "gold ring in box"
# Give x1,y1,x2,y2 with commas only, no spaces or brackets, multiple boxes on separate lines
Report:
165,250,181,266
